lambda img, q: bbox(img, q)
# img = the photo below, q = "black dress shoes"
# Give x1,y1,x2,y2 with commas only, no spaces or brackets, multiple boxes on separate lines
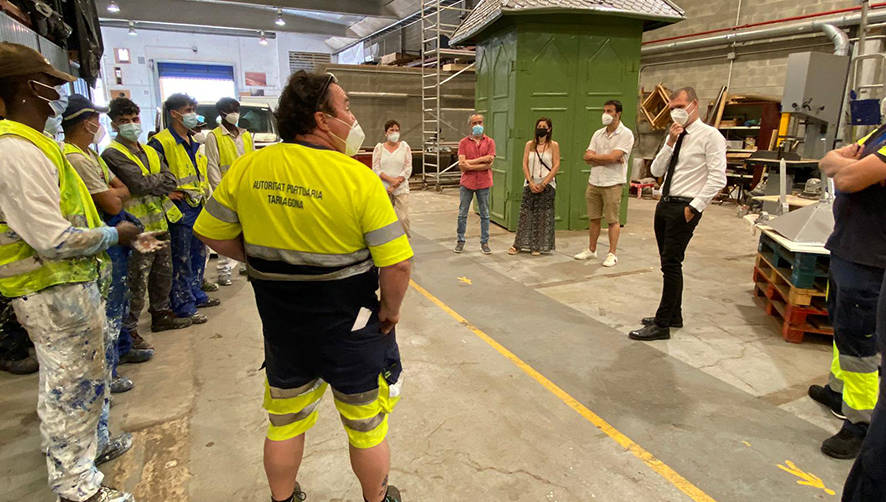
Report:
629,324,671,341
641,317,683,328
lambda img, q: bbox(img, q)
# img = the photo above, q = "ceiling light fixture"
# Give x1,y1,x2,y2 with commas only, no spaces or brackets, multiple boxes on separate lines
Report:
275,8,286,26
128,21,137,36
259,30,268,46
107,0,120,13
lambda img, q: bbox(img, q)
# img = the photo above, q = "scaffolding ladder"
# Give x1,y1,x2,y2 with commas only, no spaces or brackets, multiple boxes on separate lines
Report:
420,0,475,191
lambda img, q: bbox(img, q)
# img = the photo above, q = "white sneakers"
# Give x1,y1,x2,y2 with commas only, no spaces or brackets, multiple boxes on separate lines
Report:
574,248,618,267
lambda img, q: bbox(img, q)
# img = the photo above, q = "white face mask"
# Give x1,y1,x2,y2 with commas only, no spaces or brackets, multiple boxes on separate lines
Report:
387,132,400,143
601,113,614,126
92,124,107,145
192,131,208,144
326,114,365,156
224,112,240,126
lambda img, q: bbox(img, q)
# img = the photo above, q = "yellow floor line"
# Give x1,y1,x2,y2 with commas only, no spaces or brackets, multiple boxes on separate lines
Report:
409,279,717,502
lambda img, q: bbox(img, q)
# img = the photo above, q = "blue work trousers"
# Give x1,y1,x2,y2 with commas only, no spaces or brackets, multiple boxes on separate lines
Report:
169,202,208,317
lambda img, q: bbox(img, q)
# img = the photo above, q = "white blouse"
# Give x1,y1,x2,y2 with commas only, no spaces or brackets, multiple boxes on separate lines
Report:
372,141,413,196
525,143,555,189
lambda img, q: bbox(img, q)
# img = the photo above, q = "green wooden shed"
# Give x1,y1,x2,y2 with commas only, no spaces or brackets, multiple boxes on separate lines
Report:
450,0,684,231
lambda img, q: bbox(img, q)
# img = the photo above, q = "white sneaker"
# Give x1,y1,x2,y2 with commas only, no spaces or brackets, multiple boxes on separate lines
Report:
574,248,597,260
602,253,618,267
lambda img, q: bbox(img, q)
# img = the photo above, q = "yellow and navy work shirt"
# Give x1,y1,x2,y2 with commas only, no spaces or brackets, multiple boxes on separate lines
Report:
825,125,886,268
194,141,413,282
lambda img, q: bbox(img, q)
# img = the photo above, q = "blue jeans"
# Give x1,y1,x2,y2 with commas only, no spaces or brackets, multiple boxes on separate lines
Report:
457,186,490,244
169,202,208,318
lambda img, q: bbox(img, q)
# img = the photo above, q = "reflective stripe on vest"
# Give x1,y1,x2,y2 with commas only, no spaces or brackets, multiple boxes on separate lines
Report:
105,141,183,231
0,120,107,297
154,129,210,207
211,127,254,177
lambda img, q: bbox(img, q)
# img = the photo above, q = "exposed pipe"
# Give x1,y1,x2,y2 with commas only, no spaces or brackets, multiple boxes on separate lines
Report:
820,24,850,56
644,2,886,46
642,9,886,56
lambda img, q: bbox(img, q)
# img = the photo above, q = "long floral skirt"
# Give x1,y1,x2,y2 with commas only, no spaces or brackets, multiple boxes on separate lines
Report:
513,185,556,253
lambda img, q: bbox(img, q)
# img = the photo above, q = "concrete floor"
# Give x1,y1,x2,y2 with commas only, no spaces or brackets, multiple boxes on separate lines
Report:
0,190,851,501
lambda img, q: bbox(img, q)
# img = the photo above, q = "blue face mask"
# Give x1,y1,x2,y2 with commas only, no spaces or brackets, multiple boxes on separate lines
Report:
472,124,484,136
176,111,199,129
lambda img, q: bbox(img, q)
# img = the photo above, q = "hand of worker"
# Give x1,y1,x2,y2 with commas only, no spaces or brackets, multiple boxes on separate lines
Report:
684,206,696,223
668,122,684,147
115,221,140,246
397,176,406,186
378,305,400,335
168,191,185,201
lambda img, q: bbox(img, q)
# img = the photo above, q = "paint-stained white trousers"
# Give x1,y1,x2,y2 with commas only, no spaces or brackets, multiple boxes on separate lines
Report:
13,282,106,501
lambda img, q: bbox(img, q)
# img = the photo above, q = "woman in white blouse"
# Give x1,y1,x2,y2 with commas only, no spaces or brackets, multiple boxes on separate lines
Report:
372,120,413,236
509,117,560,256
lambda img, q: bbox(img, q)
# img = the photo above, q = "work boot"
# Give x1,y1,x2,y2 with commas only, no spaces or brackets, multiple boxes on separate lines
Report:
364,486,401,502
641,317,683,329
196,297,221,309
218,274,233,286
272,483,306,502
130,330,154,350
821,421,867,459
808,384,846,419
201,280,219,292
61,485,134,502
0,355,38,374
110,376,134,394
119,348,153,365
95,432,133,466
151,311,192,333
190,313,208,325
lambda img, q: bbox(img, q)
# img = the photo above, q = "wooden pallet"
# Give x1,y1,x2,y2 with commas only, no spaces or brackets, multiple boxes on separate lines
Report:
640,84,672,130
753,253,826,306
753,283,833,343
757,232,829,290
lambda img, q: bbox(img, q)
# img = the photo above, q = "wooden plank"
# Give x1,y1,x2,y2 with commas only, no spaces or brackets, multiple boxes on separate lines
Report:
442,63,475,72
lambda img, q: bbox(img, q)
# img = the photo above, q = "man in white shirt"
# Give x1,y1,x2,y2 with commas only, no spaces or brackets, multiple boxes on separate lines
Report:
575,100,634,267
629,87,727,341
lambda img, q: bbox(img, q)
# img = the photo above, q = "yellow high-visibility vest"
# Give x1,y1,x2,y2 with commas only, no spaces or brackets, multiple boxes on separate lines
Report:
0,120,108,297
105,141,183,231
153,128,210,207
211,126,254,178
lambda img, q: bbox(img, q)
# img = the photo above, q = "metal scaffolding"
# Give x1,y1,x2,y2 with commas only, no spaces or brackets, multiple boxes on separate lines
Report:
420,0,475,190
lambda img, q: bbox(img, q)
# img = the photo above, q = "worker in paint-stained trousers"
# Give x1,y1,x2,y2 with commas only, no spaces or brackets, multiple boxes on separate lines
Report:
168,202,210,319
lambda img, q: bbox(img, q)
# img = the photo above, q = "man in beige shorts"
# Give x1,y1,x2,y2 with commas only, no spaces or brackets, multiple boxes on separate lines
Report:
575,100,634,267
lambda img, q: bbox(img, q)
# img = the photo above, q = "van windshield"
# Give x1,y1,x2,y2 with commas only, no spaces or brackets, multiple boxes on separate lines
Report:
197,104,276,135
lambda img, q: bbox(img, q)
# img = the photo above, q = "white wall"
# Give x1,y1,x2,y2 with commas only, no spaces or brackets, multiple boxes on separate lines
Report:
99,26,331,130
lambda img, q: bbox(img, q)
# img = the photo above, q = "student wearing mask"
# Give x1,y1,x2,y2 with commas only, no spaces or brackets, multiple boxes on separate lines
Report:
372,120,412,237
205,97,254,285
509,118,560,256
0,42,139,502
575,100,635,267
149,94,219,324
629,87,726,341
455,113,495,254
102,97,193,344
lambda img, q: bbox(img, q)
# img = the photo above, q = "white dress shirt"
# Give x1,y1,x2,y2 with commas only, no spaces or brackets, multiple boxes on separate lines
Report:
372,141,413,196
650,119,727,212
205,125,247,190
587,122,635,187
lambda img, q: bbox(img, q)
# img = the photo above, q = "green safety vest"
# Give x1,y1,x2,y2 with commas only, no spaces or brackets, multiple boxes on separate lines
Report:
153,128,210,207
105,141,183,231
211,126,254,178
0,120,108,298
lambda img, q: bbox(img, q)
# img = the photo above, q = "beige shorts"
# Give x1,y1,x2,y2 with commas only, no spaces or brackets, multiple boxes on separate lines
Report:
586,184,623,223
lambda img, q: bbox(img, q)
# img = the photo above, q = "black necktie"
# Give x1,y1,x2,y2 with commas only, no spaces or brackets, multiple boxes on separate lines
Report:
662,131,687,198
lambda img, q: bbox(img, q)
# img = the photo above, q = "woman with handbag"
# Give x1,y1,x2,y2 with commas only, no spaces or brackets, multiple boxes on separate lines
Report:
509,118,560,256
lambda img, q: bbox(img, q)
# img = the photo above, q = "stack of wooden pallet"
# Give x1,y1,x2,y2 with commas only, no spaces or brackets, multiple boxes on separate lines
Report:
752,232,832,343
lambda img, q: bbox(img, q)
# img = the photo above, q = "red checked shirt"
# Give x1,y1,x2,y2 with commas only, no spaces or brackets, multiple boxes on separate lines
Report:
458,135,495,190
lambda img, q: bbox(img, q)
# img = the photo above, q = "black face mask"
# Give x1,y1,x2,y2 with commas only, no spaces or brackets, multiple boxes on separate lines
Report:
535,128,547,138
